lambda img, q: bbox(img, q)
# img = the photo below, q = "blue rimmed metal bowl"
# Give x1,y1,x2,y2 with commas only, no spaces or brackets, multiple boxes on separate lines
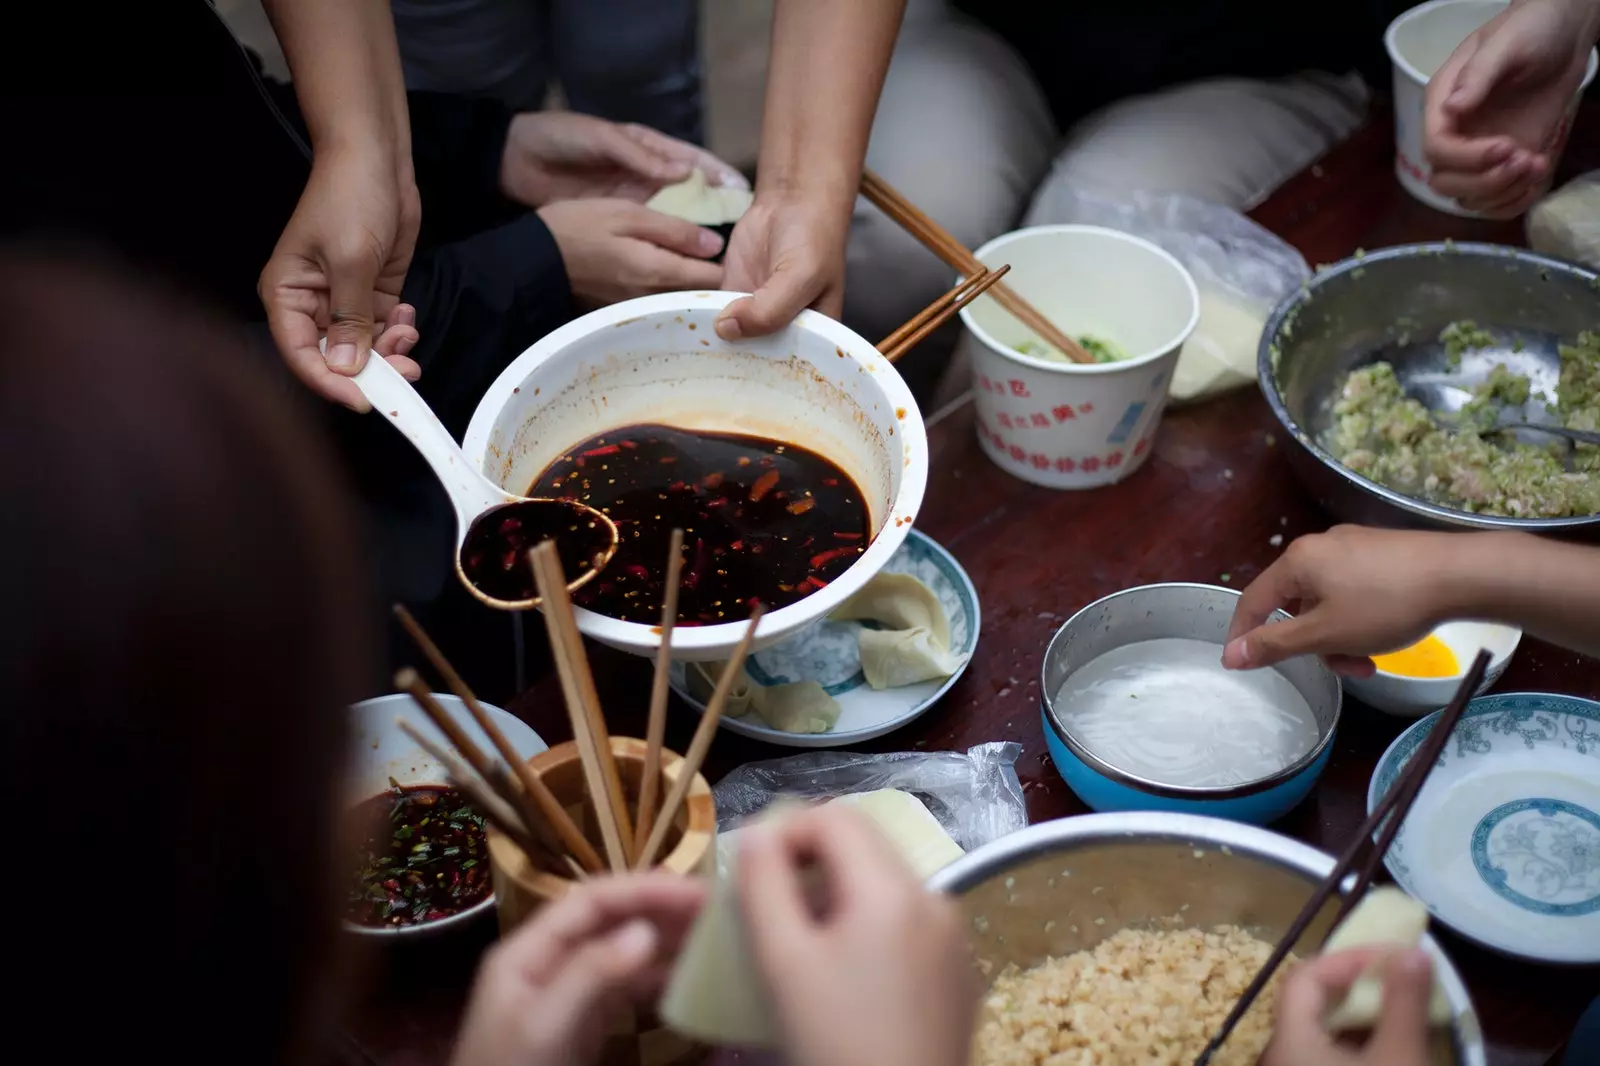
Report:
1040,583,1342,825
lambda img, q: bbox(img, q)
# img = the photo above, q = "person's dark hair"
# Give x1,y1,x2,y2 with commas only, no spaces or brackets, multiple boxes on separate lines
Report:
0,251,375,1066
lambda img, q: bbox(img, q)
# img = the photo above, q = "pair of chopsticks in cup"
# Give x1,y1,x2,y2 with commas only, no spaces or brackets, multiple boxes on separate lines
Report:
1193,649,1493,1066
393,529,761,880
861,169,1097,365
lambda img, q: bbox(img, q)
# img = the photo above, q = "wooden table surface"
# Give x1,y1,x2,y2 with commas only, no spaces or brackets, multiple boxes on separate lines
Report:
345,107,1600,1066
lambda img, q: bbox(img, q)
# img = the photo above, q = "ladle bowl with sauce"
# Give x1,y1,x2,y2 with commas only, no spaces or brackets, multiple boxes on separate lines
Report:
345,348,619,609
462,292,929,661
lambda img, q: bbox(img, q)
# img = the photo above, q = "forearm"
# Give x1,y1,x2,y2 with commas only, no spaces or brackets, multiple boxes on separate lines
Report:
757,0,906,207
261,0,412,165
1441,532,1600,658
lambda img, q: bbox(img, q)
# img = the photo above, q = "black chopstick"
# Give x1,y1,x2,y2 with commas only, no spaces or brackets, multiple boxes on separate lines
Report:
1193,648,1491,1066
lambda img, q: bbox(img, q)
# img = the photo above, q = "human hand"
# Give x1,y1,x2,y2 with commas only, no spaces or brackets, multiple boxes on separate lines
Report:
737,806,978,1066
259,146,421,411
1424,0,1600,217
538,199,725,307
1261,948,1435,1066
1222,526,1463,678
373,303,421,377
501,112,747,208
450,874,706,1066
716,190,850,341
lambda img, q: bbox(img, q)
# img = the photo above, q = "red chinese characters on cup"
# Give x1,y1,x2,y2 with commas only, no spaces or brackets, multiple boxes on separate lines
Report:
975,375,1032,398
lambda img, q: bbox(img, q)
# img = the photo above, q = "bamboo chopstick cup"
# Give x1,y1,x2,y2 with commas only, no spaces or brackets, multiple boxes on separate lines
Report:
528,540,634,872
634,528,685,865
1192,649,1492,1066
879,265,1011,363
637,606,764,869
393,604,604,873
860,169,1094,364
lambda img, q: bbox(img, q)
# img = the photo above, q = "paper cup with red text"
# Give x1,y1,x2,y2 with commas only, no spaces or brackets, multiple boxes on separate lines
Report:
955,225,1198,490
1386,0,1596,218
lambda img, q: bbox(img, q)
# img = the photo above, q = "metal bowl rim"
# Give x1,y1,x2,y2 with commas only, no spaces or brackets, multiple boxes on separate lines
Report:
1040,583,1342,799
924,811,1486,1065
1256,242,1600,532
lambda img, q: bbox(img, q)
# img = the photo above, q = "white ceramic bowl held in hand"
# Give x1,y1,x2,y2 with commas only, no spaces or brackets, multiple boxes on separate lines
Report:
1386,0,1598,217
461,292,929,662
955,225,1199,490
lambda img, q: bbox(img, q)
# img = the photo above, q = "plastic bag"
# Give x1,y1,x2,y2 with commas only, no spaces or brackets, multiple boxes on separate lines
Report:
1023,188,1310,405
1527,171,1600,270
711,741,1026,854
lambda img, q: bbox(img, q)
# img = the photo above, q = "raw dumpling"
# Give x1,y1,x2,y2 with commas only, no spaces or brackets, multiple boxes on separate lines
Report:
831,572,967,689
657,855,778,1048
646,169,753,227
661,793,961,1047
1322,887,1453,1032
686,662,841,734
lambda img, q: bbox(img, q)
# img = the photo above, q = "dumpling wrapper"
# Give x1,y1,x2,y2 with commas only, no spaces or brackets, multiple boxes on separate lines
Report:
646,169,754,226
660,792,962,1047
830,572,968,689
1322,887,1453,1032
686,661,840,734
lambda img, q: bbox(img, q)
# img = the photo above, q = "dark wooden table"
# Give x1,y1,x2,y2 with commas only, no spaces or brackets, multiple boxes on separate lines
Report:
346,107,1600,1066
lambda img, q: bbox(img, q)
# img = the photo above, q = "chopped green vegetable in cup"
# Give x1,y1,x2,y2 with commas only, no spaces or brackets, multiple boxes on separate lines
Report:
1016,334,1129,364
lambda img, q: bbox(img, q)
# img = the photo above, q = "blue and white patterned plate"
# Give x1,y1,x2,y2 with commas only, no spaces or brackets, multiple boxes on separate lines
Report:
1369,692,1600,964
669,528,980,748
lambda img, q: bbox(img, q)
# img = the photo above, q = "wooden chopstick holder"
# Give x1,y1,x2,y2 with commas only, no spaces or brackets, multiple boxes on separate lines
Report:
634,528,685,865
879,265,1011,362
529,540,634,873
393,604,603,872
860,169,1094,364
637,606,764,869
1192,649,1492,1066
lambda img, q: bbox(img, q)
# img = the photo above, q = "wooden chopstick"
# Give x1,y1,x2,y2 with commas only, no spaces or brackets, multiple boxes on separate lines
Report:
395,718,571,881
879,265,1012,363
392,604,604,873
1192,649,1492,1066
633,528,685,866
396,668,506,801
860,169,1095,365
528,540,634,873
637,606,764,869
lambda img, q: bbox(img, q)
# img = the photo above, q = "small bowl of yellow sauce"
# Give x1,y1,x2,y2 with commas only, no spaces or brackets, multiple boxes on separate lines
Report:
1343,621,1521,718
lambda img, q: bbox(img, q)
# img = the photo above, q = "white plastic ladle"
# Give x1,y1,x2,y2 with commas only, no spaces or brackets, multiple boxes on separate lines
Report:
350,350,618,610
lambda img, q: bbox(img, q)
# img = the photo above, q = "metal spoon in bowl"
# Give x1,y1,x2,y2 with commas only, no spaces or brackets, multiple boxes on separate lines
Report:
348,350,618,610
1485,419,1600,448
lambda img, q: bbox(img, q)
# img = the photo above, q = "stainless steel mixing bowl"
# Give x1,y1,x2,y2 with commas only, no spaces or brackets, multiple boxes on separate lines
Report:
929,812,1486,1065
1257,242,1600,535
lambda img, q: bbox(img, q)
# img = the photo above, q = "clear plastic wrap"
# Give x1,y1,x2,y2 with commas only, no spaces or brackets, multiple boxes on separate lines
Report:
711,741,1026,853
1024,188,1310,404
1527,171,1600,270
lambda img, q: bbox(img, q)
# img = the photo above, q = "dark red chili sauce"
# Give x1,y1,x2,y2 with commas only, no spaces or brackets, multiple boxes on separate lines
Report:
458,499,614,604
346,783,490,928
527,424,870,625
